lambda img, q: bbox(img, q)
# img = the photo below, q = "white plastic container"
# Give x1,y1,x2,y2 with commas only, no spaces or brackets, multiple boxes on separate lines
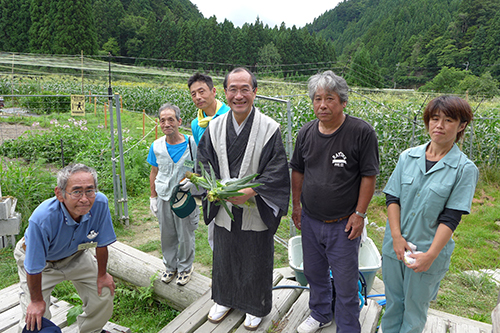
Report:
288,235,382,293
358,237,382,293
288,236,308,286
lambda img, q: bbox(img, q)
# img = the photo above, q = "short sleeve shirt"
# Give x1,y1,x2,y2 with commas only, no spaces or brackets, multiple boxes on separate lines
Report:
290,115,379,221
23,192,116,274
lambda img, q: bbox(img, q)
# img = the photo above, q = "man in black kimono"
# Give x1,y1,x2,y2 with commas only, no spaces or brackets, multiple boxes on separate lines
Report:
197,67,290,331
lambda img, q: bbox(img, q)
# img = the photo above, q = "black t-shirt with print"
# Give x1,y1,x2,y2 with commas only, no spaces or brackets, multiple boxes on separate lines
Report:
290,115,379,221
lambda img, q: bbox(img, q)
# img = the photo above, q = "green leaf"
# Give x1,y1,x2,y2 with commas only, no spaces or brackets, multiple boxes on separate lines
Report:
67,305,83,326
208,162,217,189
219,199,235,220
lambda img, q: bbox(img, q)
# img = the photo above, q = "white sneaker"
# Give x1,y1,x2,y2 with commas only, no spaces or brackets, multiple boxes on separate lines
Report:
297,315,332,333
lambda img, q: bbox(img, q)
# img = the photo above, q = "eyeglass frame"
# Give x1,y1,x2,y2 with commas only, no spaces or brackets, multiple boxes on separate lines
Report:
63,188,98,199
225,86,256,96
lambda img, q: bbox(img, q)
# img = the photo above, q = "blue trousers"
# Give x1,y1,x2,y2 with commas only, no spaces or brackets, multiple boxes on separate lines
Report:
381,255,447,333
301,211,361,333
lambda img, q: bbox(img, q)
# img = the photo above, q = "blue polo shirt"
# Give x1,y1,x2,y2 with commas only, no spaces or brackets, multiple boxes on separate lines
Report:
23,192,116,275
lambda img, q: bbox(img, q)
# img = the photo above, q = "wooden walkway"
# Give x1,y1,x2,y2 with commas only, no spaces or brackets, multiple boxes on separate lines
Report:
158,267,493,333
159,268,383,333
0,283,130,333
1,240,494,333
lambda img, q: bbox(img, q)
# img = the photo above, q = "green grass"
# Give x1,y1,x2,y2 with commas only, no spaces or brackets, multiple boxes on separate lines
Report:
50,278,179,333
0,247,18,289
135,240,162,253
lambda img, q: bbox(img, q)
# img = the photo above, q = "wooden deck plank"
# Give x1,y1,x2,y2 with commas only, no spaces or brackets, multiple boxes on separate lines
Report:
278,293,380,333
158,289,213,333
449,321,488,333
360,300,383,333
233,278,304,333
422,314,449,333
0,283,20,313
61,321,131,333
274,288,313,333
492,302,500,333
163,271,284,333
0,305,19,332
428,309,492,332
0,297,71,333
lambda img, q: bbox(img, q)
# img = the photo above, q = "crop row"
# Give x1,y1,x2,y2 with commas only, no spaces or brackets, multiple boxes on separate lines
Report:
1,75,499,188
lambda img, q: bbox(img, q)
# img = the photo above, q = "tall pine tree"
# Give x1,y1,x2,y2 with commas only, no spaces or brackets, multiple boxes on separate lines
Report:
0,0,31,52
29,0,97,54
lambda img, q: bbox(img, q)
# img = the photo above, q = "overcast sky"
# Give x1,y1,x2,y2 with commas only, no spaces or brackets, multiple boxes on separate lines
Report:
190,1,343,28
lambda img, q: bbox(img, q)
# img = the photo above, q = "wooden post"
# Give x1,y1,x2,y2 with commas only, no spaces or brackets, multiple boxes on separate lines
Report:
143,109,145,137
94,97,97,115
81,50,84,94
493,293,500,333
155,118,158,139
89,91,91,103
120,96,123,113
104,102,107,128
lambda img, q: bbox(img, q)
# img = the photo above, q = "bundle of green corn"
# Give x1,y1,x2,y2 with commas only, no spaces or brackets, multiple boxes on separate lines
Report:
185,161,261,220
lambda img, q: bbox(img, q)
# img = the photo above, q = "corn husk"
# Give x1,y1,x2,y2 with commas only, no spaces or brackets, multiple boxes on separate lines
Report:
185,161,261,220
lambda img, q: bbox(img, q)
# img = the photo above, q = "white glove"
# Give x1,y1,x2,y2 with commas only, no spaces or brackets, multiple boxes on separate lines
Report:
179,178,195,192
150,197,158,216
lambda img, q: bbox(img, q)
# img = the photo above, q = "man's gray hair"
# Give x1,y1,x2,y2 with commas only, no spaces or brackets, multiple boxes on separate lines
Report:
308,70,349,103
57,163,98,193
158,103,181,121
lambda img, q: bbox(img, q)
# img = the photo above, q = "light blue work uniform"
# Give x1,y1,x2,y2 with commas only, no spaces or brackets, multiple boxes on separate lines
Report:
190,101,230,145
381,142,478,333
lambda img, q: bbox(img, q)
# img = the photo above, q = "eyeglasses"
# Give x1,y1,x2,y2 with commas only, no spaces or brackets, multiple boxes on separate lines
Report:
65,189,97,199
226,87,255,95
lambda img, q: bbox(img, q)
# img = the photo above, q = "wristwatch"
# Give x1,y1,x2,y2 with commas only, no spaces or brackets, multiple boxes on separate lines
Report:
355,210,367,218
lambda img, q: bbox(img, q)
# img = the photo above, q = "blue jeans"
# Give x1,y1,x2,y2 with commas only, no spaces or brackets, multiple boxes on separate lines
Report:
301,211,361,333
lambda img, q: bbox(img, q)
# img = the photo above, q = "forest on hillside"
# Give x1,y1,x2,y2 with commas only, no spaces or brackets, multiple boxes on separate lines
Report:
1,0,500,94
308,0,500,93
0,0,337,80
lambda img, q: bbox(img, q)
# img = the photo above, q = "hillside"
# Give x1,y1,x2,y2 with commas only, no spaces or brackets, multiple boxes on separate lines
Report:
0,0,203,55
307,0,500,89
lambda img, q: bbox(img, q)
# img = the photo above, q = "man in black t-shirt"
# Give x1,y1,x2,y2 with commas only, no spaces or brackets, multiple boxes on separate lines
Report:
290,71,379,333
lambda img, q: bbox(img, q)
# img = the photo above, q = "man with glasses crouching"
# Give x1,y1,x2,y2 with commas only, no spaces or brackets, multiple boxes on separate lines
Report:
14,163,116,333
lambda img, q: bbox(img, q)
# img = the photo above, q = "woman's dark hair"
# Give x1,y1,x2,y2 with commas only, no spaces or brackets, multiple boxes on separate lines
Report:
423,95,473,142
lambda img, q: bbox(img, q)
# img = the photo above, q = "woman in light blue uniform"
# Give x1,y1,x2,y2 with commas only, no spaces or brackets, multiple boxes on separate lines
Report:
381,95,479,333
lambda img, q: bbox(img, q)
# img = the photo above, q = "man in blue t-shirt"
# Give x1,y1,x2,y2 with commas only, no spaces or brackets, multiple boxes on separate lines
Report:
14,163,116,333
187,73,229,250
148,103,199,286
